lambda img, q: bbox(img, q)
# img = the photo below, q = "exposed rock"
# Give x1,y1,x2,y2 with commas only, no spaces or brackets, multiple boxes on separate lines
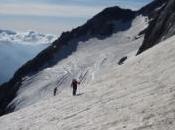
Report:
118,56,127,65
137,0,175,54
138,0,167,18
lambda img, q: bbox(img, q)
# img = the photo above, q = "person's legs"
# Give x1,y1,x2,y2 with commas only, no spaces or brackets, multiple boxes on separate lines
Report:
54,88,57,96
73,86,77,96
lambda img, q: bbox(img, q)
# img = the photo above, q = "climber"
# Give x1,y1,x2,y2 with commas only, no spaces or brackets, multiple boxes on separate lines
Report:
71,79,80,96
53,87,57,96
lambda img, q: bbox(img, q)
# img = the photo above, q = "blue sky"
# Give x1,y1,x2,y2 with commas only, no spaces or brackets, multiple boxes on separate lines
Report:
0,0,152,35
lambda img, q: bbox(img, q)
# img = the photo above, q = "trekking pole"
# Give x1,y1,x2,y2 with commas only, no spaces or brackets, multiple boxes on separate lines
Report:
54,73,68,95
80,70,88,86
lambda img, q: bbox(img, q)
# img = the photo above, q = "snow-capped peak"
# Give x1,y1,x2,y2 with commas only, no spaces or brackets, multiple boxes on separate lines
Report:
0,29,57,45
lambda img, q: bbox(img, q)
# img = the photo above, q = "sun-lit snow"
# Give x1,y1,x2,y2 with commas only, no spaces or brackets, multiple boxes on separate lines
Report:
0,29,56,84
8,15,148,111
1,18,175,130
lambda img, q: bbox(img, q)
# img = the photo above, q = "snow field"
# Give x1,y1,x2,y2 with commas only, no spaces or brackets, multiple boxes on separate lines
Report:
1,34,175,130
8,16,148,111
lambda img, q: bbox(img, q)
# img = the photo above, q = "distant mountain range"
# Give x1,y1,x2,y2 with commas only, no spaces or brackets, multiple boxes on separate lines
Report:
0,30,56,84
0,29,56,45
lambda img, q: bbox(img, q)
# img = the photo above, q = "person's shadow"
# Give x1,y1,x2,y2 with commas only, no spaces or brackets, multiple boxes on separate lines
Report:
76,93,84,96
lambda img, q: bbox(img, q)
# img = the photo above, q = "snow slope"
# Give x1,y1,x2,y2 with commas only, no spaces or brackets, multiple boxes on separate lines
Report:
1,20,175,130
0,30,56,84
7,15,148,111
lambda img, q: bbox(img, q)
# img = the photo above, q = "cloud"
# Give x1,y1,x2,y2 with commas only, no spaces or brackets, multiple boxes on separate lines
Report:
0,3,104,18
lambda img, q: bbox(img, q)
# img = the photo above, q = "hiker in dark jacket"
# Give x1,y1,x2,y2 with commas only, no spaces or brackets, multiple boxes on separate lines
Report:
71,79,80,96
53,87,57,96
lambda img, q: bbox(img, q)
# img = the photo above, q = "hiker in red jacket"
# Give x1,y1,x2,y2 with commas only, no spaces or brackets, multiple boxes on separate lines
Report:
71,79,80,96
